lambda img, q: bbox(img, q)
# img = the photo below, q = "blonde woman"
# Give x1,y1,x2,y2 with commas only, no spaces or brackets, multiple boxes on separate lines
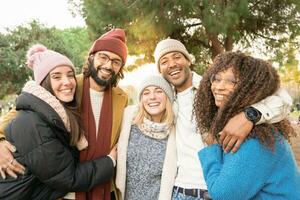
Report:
116,75,177,200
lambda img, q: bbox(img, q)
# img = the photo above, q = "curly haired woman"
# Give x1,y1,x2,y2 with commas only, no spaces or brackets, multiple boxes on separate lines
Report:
194,51,300,200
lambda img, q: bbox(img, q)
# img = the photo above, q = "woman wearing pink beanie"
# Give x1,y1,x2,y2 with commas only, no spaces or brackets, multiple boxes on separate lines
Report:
0,44,117,200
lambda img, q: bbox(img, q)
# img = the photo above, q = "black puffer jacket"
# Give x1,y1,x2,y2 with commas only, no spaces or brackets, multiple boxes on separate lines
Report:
0,90,114,200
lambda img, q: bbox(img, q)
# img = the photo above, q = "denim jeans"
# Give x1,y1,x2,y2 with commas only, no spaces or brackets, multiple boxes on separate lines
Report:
172,187,211,200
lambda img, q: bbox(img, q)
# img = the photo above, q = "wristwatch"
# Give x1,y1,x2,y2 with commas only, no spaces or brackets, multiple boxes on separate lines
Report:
244,107,262,125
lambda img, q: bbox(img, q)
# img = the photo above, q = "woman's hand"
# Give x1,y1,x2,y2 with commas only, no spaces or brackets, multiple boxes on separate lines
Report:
0,140,25,179
108,145,117,167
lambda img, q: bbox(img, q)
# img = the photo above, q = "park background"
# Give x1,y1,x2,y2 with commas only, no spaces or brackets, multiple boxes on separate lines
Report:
0,0,299,166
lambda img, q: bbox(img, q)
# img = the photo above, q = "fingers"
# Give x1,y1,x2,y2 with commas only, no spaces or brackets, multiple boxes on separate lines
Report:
231,140,243,153
0,166,6,179
224,137,237,153
0,141,26,178
221,135,231,151
9,159,25,175
3,141,16,153
5,167,17,179
219,131,226,143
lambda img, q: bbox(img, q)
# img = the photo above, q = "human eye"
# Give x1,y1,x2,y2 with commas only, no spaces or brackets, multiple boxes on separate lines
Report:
227,79,237,86
112,59,122,67
142,90,150,96
160,59,168,66
156,88,163,94
213,75,222,83
98,54,108,61
67,72,75,78
174,55,182,60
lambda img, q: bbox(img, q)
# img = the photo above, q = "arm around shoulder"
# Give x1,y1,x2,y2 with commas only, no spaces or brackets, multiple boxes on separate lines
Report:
0,108,18,138
252,88,292,124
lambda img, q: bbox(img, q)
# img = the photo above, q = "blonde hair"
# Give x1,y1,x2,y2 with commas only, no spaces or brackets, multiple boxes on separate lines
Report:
133,97,174,126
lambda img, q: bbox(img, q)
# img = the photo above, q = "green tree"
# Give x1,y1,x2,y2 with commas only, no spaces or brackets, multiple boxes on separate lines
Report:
69,0,300,73
0,21,89,98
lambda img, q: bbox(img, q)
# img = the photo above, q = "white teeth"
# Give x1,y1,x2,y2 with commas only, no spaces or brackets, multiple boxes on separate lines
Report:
170,70,180,76
148,103,160,107
100,69,111,75
215,94,225,100
60,89,72,93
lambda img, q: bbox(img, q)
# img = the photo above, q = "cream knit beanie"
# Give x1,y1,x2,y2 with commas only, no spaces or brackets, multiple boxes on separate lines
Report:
138,75,174,102
154,38,192,72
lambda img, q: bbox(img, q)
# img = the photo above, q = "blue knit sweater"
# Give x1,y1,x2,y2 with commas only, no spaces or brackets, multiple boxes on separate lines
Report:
198,137,300,200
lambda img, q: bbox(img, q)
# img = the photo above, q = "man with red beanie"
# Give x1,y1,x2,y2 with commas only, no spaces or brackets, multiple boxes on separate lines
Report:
0,28,128,200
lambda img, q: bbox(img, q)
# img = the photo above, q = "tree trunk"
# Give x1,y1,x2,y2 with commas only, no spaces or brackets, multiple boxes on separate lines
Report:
208,33,224,58
224,35,233,51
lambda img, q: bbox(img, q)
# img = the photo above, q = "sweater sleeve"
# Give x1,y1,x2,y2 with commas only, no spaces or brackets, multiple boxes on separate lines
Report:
10,115,114,192
198,140,277,200
0,108,17,138
251,88,292,124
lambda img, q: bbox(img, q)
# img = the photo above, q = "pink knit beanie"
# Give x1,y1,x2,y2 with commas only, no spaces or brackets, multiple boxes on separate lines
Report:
89,28,128,64
26,44,76,84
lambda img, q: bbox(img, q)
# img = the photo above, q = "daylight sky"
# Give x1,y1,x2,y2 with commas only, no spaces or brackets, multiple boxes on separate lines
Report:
0,0,85,32
0,0,157,86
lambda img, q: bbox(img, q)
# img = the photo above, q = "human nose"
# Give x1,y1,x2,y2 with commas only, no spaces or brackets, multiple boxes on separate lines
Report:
62,76,72,85
168,58,177,68
149,92,156,99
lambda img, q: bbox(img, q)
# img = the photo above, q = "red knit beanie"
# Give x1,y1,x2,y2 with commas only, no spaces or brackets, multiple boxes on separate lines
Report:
89,28,127,64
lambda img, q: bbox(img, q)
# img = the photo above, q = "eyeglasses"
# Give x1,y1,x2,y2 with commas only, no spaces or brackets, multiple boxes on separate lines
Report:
96,53,123,68
210,74,237,87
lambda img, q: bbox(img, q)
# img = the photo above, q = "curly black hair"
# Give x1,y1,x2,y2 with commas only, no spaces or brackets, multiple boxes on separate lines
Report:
193,51,296,149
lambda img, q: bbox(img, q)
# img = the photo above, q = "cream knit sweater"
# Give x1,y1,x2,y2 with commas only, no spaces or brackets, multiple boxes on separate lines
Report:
116,105,177,200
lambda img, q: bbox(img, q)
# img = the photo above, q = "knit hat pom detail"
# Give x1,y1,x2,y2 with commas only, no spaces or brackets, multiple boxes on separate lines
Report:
26,44,48,69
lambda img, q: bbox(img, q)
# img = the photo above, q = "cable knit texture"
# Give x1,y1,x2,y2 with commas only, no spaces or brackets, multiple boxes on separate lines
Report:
22,80,71,132
138,118,171,139
116,105,177,200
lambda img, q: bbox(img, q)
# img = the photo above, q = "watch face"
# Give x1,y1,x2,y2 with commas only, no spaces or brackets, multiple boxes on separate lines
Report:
246,107,260,123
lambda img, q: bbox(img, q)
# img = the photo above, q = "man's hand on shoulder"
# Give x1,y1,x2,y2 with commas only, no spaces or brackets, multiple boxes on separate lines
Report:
219,112,254,153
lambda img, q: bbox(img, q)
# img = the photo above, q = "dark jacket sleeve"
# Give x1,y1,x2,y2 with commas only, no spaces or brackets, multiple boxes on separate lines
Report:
9,112,114,192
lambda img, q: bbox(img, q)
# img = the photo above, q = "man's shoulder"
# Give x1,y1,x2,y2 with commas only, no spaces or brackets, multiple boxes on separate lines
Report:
112,86,128,97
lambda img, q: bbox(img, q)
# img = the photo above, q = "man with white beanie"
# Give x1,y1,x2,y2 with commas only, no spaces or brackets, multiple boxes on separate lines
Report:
153,38,292,200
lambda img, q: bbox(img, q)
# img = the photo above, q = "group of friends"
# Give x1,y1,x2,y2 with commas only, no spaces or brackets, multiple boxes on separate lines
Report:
0,28,299,200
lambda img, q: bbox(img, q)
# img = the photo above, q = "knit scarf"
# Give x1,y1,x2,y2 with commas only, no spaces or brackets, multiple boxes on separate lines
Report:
138,118,170,139
76,77,112,200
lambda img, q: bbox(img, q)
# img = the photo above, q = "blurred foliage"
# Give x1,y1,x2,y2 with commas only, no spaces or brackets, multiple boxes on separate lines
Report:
0,21,90,98
68,0,300,74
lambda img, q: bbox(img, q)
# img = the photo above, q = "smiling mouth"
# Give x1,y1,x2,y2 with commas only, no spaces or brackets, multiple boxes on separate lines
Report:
169,69,181,77
148,102,160,107
97,67,114,75
59,89,73,94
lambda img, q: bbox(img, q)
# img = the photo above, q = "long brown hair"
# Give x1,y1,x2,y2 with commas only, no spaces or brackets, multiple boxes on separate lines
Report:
41,74,82,146
194,51,296,148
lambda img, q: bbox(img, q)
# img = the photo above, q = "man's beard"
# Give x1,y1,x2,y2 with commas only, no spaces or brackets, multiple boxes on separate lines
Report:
88,61,118,88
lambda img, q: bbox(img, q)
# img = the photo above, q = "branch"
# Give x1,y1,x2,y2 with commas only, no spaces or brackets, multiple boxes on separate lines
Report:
252,32,277,41
185,22,202,28
249,0,264,12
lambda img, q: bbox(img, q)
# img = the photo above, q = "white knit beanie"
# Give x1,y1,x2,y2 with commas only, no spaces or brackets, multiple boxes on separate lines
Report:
138,75,174,102
154,38,192,72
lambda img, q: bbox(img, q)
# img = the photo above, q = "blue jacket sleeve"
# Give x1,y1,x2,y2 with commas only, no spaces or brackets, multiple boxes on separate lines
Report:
198,139,278,200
